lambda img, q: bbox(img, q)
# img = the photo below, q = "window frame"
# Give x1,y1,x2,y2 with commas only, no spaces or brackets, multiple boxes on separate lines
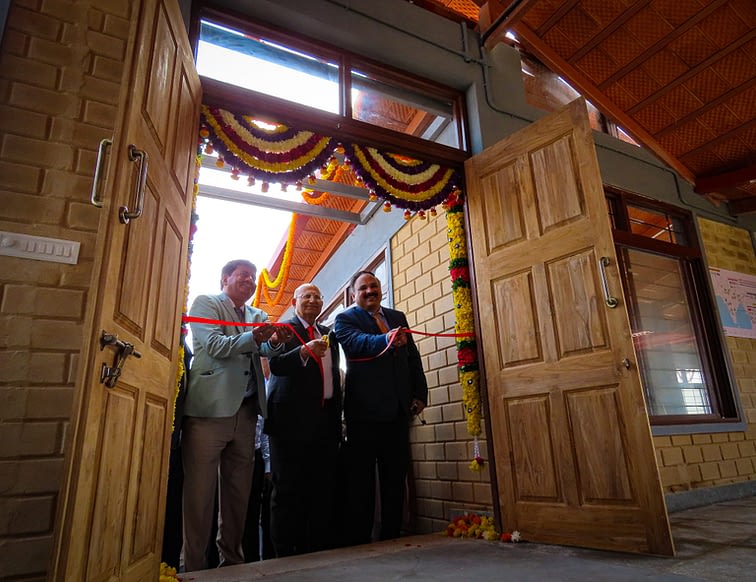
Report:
606,187,741,430
191,4,469,169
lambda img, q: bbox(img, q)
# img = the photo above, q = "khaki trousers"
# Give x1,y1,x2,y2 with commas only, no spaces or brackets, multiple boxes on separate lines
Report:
181,399,256,571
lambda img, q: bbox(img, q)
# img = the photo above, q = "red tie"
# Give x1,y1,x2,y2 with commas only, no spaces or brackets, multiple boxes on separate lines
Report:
373,313,389,334
307,325,316,340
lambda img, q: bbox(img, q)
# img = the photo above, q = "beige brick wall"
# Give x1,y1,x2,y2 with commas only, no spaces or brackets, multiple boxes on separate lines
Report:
391,211,493,535
0,1,130,578
653,218,756,493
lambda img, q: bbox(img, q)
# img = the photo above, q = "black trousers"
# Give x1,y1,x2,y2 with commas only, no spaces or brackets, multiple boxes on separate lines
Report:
342,418,409,546
269,435,340,557
242,447,274,561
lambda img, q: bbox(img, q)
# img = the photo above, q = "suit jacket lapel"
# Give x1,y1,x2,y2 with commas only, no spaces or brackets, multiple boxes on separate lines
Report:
219,295,244,333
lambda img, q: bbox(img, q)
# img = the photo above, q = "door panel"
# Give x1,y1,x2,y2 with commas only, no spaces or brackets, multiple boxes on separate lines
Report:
465,98,674,555
116,183,159,338
50,0,201,579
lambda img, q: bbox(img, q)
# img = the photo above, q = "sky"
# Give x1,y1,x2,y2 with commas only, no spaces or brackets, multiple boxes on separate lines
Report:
187,196,291,310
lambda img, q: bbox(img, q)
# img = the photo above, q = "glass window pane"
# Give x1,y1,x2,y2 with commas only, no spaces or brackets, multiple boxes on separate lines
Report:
626,249,712,416
627,204,687,245
351,71,460,148
197,20,340,113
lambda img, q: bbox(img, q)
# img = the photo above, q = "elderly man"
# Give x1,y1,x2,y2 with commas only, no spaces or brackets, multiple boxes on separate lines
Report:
264,283,342,556
182,259,291,571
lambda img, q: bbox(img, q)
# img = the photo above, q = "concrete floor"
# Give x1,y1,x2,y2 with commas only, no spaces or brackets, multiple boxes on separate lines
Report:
184,496,756,581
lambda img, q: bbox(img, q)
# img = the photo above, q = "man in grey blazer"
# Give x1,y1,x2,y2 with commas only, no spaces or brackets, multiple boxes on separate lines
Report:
182,259,291,571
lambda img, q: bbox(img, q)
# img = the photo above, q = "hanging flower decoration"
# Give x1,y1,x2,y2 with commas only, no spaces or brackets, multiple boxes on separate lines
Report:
200,105,339,185
343,144,461,210
199,107,459,211
172,151,201,434
445,190,484,470
301,154,340,205
252,213,298,308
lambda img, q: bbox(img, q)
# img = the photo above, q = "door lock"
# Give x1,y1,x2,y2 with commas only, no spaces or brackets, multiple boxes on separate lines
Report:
99,330,141,388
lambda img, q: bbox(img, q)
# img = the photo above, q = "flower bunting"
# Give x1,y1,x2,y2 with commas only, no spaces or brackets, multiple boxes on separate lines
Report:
200,105,338,185
343,144,461,210
199,106,461,212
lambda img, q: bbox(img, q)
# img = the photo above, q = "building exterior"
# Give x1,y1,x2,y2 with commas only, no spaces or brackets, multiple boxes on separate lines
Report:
0,0,754,579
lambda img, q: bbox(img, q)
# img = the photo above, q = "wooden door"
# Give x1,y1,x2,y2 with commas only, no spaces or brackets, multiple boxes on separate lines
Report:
465,99,674,555
50,0,201,579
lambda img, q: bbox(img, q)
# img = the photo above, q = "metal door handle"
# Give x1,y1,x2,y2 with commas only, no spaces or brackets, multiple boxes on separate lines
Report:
598,256,619,308
99,330,141,388
119,144,149,224
90,138,112,208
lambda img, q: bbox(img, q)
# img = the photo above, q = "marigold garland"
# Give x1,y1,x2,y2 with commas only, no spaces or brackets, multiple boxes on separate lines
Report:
445,191,482,442
171,152,201,434
444,513,521,544
200,105,338,184
344,143,460,210
160,562,180,581
252,213,298,308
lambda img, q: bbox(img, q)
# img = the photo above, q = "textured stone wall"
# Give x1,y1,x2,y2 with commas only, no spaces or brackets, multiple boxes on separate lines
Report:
0,1,130,578
391,212,493,535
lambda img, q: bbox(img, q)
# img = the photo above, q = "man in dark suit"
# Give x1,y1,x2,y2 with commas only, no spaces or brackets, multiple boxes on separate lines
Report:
334,271,427,546
264,283,342,556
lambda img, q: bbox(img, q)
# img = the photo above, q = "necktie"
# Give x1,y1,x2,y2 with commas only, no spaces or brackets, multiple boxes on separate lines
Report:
373,312,389,334
234,306,245,322
305,324,333,401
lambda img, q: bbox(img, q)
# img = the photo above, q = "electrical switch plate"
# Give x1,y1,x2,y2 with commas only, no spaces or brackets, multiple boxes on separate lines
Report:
0,231,80,265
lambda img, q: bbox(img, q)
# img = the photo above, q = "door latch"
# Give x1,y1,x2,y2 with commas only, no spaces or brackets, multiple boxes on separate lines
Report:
99,330,141,388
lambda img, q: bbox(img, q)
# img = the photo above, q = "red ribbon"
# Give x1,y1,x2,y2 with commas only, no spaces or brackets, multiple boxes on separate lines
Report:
181,315,475,364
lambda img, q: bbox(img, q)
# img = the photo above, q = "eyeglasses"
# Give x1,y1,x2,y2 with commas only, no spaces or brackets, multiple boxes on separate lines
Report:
296,293,324,301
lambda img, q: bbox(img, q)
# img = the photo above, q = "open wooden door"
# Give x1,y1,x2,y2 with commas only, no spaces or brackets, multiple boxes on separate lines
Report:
465,99,674,555
50,0,201,579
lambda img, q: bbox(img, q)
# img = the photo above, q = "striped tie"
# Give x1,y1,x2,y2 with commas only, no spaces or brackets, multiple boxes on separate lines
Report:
373,312,389,333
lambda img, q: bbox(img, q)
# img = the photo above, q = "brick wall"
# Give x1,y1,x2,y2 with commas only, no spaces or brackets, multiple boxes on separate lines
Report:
0,1,130,578
391,212,493,535
653,217,756,493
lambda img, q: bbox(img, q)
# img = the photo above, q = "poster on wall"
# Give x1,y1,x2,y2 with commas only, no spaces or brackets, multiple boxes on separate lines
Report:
709,267,756,339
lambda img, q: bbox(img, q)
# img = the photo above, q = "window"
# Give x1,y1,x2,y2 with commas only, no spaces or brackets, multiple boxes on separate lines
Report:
519,50,638,147
607,189,737,426
195,11,467,152
320,250,388,327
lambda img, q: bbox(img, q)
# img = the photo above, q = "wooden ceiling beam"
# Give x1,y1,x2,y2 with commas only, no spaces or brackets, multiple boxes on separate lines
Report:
627,29,756,116
534,0,578,37
695,163,756,194
511,21,696,183
727,196,756,215
479,0,540,48
570,0,653,64
680,117,756,162
656,77,756,138
597,0,728,91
